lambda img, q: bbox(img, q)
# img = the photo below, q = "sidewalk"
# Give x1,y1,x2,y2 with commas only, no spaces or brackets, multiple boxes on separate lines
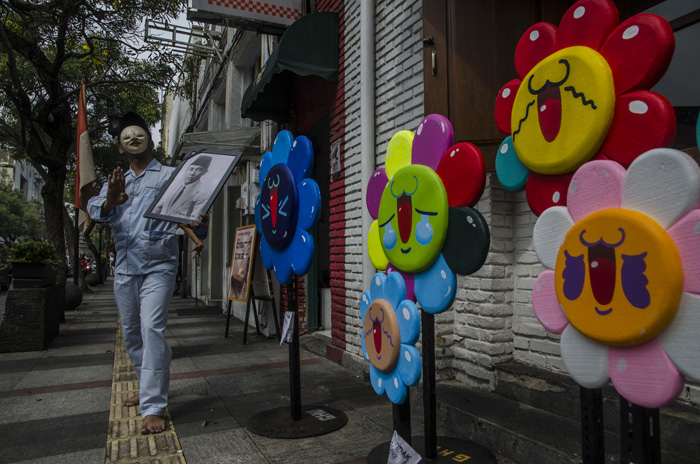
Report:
0,280,401,464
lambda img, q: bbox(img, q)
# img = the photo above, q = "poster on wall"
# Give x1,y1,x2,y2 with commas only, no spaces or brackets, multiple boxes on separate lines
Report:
228,225,257,302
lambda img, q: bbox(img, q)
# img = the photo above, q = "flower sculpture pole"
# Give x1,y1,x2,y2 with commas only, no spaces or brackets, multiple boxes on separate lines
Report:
494,0,675,216
249,131,346,437
365,114,490,458
532,149,700,459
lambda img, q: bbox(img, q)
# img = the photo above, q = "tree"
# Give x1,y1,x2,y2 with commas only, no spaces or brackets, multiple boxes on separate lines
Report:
0,178,45,245
0,0,185,305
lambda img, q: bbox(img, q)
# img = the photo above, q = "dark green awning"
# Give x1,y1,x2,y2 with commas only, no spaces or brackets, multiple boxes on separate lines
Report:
240,12,339,123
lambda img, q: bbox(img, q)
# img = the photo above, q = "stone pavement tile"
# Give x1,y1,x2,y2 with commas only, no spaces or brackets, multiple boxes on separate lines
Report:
9,448,105,464
169,377,213,401
179,428,269,464
0,387,110,425
249,407,390,464
13,364,112,389
30,351,114,371
0,372,26,397
0,411,108,463
43,342,115,358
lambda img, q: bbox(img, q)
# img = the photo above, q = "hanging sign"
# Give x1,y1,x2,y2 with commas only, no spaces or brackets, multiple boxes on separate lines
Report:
189,0,302,32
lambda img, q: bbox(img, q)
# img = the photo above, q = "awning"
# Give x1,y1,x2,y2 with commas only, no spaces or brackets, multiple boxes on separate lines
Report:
172,127,260,163
240,12,339,123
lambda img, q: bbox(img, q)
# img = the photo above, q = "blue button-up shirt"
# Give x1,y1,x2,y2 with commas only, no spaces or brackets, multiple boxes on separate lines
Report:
87,159,179,275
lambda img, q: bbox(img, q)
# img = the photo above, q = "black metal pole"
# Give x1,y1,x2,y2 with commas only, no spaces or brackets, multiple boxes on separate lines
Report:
393,390,412,445
580,387,605,463
620,396,660,464
421,311,437,459
73,206,79,286
289,279,302,421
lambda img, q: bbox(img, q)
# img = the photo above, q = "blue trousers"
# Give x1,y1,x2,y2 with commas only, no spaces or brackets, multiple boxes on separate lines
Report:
114,270,176,417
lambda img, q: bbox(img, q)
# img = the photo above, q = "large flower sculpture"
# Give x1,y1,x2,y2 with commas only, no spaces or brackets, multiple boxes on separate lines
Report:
255,131,321,285
361,272,422,405
494,0,676,216
531,148,700,408
366,114,490,314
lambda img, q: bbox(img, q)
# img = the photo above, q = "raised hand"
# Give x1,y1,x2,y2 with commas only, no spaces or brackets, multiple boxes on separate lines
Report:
103,167,129,213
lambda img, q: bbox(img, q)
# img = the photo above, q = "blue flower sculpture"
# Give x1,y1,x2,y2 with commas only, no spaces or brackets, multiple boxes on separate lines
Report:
361,272,421,404
255,131,321,285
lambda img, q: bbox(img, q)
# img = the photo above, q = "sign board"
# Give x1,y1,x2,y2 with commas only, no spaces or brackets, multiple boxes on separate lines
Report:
188,0,302,33
228,225,257,302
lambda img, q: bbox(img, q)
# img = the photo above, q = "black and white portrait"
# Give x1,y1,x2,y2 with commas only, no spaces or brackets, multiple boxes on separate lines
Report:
145,150,243,223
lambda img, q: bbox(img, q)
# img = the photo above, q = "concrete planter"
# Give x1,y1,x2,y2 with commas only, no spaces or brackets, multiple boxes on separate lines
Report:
11,262,57,288
0,285,60,352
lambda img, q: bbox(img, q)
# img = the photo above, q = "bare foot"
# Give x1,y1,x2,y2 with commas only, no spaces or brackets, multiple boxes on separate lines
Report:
141,415,167,434
122,394,139,407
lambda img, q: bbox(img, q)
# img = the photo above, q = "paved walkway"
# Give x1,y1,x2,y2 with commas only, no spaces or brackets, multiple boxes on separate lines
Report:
0,281,400,464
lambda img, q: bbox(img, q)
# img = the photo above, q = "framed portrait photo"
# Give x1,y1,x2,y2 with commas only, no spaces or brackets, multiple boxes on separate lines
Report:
228,225,257,302
145,149,243,223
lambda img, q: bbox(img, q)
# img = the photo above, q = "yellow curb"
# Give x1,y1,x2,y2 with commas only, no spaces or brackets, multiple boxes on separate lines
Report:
105,321,185,463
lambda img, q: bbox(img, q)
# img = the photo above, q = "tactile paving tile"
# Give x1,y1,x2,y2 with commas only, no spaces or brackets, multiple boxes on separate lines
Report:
105,323,185,463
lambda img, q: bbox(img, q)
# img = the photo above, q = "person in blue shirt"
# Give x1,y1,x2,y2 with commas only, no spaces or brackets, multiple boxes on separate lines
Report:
88,112,208,434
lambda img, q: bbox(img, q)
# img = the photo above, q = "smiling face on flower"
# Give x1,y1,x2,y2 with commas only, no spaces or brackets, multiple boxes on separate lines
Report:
512,46,615,174
494,0,676,216
531,150,700,408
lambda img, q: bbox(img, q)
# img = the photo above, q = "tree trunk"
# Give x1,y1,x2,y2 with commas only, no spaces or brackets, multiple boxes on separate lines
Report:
83,221,104,283
62,205,88,292
42,167,67,322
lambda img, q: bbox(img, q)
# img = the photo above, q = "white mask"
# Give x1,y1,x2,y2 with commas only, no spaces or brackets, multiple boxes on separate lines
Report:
119,125,150,155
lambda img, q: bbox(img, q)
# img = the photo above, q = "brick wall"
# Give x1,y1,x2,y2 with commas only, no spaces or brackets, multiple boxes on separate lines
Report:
317,0,347,361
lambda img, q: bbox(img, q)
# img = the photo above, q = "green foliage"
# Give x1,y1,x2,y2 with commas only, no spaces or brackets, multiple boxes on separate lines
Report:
0,179,45,244
9,240,59,265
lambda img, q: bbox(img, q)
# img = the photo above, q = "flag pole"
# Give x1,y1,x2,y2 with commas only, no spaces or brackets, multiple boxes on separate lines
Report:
74,206,80,285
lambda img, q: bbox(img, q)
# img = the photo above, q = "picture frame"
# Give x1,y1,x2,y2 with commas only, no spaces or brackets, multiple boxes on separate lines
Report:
144,149,243,223
228,225,257,302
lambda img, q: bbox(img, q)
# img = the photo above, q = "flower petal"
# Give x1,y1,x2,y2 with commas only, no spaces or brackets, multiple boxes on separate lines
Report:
495,80,520,135
254,193,263,234
367,168,388,220
385,130,414,179
658,292,700,382
600,13,675,95
260,131,293,182
668,210,700,295
514,22,558,79
442,207,490,276
561,325,609,388
387,265,414,301
271,247,292,285
533,206,574,269
600,91,676,166
360,290,371,322
385,371,408,405
297,179,321,231
556,0,619,51
369,365,388,396
415,254,456,314
436,142,486,207
287,136,314,183
412,114,454,171
396,300,420,345
622,148,700,229
496,136,528,192
383,271,407,310
567,159,625,223
526,171,573,217
289,230,314,278
361,318,370,362
397,345,422,388
532,270,569,334
368,220,389,271
609,340,684,408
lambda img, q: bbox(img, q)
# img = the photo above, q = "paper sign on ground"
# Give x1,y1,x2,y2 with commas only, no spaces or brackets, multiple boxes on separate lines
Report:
388,430,421,464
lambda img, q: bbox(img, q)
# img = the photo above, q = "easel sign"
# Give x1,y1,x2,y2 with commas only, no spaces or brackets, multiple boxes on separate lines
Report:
228,225,257,302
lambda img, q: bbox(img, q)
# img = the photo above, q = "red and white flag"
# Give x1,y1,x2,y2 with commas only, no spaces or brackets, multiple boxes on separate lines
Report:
75,82,97,228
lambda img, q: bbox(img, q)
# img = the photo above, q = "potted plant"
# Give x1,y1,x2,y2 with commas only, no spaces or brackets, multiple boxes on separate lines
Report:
9,241,59,288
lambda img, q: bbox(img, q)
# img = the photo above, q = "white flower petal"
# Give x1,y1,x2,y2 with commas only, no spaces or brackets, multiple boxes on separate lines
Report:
622,149,700,229
658,292,700,382
533,206,574,269
561,325,609,389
